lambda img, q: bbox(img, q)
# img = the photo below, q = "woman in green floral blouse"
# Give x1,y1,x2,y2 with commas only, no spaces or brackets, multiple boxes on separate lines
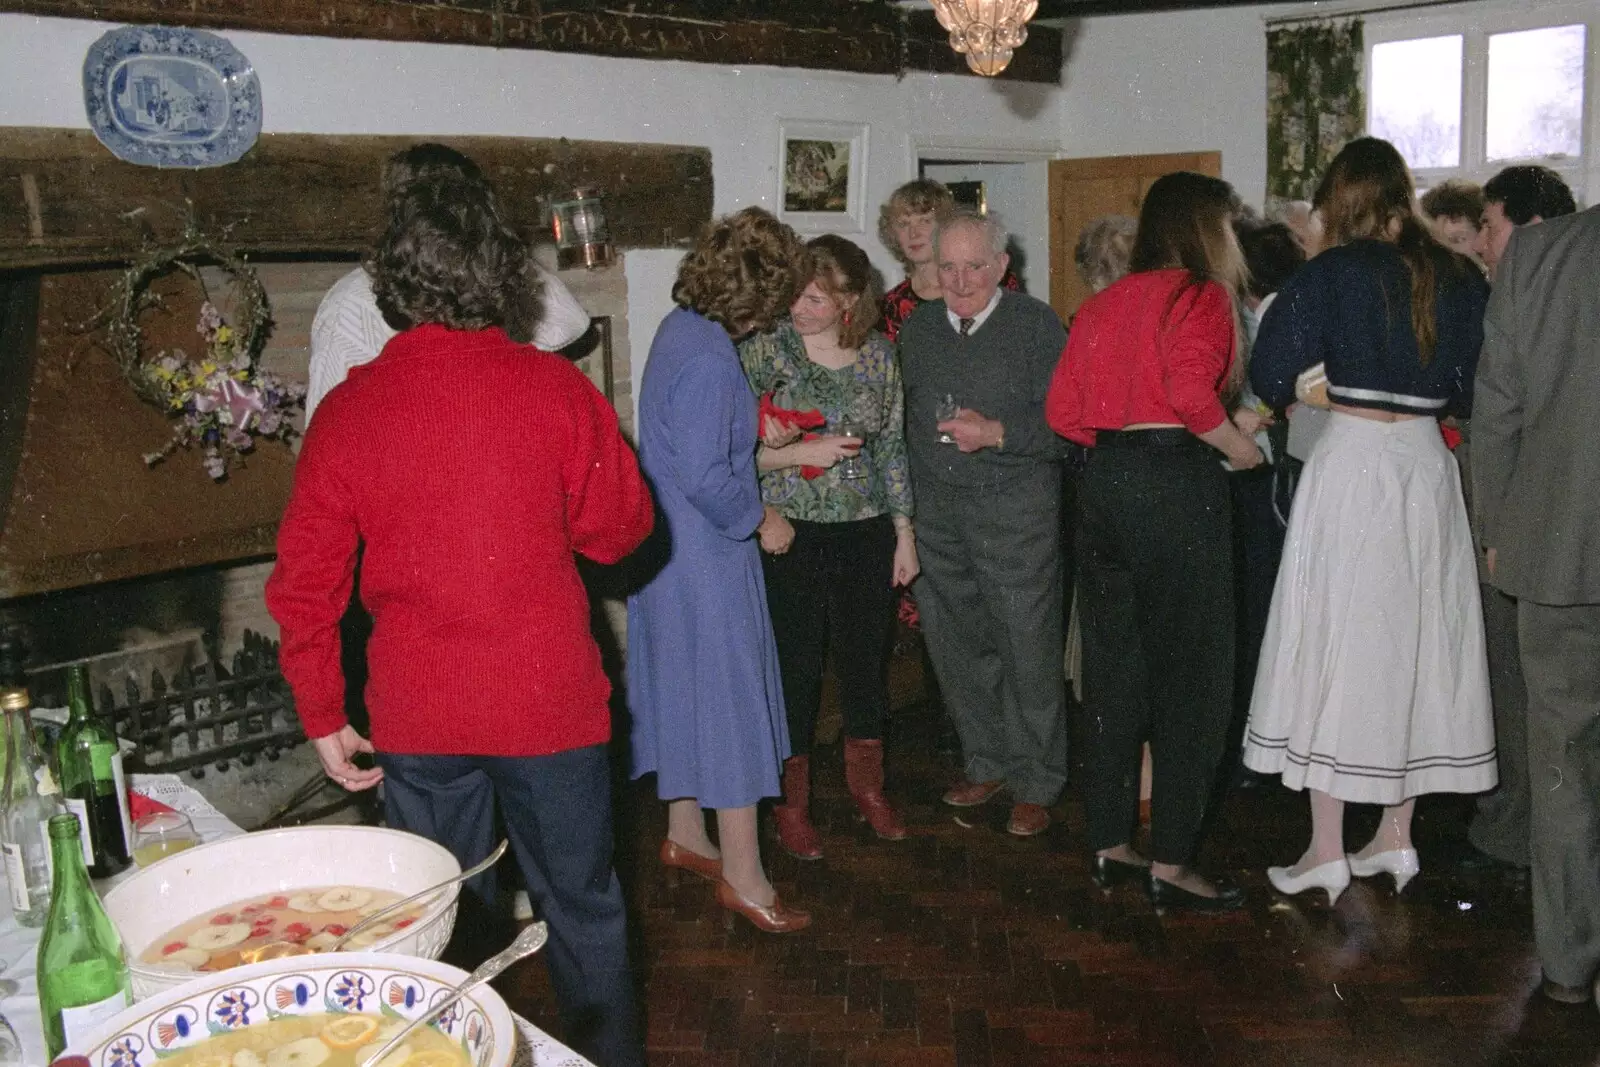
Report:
739,234,918,860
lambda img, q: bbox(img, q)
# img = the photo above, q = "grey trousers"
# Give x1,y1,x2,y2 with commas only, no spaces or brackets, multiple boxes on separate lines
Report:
1468,586,1532,865
915,470,1067,806
1518,600,1600,988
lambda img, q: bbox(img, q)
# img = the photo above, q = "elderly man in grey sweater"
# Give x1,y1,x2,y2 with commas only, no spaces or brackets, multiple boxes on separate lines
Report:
899,211,1068,838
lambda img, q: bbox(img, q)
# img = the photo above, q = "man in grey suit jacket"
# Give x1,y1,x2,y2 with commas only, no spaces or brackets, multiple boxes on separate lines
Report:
1473,204,1600,1011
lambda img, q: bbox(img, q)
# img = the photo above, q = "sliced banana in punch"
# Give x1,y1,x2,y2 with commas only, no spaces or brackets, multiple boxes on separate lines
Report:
233,1050,267,1067
265,1036,331,1067
160,947,211,969
186,923,252,951
315,887,373,912
286,892,326,913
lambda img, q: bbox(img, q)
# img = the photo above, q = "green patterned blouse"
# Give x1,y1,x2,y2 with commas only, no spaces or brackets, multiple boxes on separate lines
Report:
738,320,912,523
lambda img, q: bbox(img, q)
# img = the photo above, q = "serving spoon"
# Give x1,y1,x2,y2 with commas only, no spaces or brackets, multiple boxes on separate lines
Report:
332,839,510,951
358,920,550,1067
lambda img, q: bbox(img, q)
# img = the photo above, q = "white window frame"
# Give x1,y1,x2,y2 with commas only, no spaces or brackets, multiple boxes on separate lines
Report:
1364,0,1600,206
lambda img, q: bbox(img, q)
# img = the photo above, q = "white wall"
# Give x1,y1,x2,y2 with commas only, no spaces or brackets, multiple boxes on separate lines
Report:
0,12,1068,402
1057,4,1297,209
921,160,1052,294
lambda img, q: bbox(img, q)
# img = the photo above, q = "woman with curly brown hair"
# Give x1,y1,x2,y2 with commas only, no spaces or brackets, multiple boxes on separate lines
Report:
269,170,652,1066
627,207,814,933
739,234,917,860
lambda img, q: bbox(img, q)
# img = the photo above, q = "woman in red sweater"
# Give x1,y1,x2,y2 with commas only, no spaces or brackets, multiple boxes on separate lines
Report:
1047,172,1262,913
266,173,652,1066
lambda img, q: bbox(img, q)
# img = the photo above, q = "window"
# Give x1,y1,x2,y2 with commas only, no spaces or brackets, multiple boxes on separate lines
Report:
1365,4,1596,204
1486,25,1586,162
1370,35,1464,168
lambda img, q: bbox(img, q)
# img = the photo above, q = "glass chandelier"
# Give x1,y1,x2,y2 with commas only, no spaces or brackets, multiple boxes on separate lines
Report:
928,0,1040,76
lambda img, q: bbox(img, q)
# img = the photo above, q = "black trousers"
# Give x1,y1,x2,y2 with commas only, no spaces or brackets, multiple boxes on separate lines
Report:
1076,431,1235,865
762,515,898,756
378,747,642,1067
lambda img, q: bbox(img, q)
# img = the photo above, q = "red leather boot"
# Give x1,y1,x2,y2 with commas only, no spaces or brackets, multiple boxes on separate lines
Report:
844,738,907,841
773,755,823,860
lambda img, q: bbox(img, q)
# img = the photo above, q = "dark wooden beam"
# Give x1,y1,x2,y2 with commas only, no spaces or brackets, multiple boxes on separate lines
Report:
0,0,1064,82
0,129,712,271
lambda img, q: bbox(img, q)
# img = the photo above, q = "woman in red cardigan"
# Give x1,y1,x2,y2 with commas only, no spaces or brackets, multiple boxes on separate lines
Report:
266,172,652,1066
1047,172,1262,913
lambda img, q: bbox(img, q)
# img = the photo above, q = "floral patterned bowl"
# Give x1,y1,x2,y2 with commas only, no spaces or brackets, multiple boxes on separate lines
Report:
70,952,516,1067
103,825,462,1000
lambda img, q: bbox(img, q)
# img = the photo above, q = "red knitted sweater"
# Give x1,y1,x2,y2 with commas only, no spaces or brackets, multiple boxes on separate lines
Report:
266,324,653,757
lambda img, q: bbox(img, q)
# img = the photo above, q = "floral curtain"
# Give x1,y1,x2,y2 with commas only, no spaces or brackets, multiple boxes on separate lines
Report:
1266,19,1365,211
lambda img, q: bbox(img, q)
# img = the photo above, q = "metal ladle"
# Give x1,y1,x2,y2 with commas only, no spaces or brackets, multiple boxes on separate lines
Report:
331,839,509,951
358,920,550,1067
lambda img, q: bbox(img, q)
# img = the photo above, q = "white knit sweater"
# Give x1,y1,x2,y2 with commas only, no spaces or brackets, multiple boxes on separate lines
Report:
305,265,590,423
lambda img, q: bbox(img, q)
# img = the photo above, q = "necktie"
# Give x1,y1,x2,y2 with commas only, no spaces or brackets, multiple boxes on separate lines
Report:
958,317,974,337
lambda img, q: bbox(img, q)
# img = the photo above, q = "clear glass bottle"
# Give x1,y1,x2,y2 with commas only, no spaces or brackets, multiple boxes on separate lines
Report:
56,667,131,879
1,674,61,928
37,813,132,1060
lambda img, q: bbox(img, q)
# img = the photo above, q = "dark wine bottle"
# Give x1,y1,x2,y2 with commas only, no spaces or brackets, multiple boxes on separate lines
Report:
55,667,130,879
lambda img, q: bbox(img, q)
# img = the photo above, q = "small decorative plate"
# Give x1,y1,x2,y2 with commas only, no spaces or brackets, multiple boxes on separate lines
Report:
82,25,263,168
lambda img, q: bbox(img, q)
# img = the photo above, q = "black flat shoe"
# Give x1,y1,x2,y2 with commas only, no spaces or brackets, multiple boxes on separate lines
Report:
1090,854,1150,890
1148,874,1246,913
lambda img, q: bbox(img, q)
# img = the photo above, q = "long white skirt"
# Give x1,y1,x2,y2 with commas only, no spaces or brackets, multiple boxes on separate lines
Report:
1241,412,1497,805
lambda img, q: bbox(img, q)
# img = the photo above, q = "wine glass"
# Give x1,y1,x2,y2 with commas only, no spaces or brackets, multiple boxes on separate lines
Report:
131,811,199,867
834,414,867,480
935,394,959,445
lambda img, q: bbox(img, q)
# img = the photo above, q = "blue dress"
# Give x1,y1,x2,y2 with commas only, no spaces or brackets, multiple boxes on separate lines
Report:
627,308,790,808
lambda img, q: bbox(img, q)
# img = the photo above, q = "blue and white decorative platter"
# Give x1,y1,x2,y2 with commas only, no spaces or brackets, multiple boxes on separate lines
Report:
69,953,516,1067
82,25,263,168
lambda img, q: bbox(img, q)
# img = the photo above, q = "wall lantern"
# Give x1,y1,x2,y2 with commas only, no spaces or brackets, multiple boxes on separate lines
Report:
551,187,613,270
928,0,1040,76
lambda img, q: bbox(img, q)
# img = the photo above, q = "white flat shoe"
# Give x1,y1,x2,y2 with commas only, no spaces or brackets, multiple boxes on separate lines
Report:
1267,858,1351,906
1347,848,1420,893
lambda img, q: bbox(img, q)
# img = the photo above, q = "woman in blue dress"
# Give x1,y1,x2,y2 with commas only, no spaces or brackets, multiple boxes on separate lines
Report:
628,207,813,933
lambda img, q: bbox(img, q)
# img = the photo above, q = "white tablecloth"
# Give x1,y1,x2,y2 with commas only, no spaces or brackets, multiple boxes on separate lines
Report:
0,775,593,1067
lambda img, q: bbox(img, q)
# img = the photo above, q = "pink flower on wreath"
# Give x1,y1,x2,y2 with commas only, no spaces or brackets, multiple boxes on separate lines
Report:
192,376,265,430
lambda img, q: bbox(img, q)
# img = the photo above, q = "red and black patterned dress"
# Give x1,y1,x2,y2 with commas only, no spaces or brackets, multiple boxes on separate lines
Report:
879,270,1024,343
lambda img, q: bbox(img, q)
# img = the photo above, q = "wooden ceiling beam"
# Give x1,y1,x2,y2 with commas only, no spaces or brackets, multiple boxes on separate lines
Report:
0,0,1065,83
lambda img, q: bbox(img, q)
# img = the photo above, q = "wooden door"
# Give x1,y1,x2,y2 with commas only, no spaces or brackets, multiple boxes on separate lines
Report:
1048,151,1222,322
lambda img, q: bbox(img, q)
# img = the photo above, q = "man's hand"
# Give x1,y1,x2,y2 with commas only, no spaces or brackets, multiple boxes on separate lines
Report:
1485,547,1497,579
1232,406,1274,436
938,408,1004,453
312,726,383,791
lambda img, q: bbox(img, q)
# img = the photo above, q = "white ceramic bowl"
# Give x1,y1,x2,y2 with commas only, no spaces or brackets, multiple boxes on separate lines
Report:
70,951,515,1067
103,825,462,1000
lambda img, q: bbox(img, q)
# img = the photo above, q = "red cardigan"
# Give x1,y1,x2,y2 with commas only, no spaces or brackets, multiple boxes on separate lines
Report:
1047,269,1236,447
266,324,653,757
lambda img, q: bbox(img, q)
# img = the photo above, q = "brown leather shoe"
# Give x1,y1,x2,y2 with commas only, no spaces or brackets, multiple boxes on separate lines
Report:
774,755,823,860
715,879,812,933
843,738,907,841
1006,802,1051,837
942,778,1004,808
1540,975,1591,1005
660,839,721,883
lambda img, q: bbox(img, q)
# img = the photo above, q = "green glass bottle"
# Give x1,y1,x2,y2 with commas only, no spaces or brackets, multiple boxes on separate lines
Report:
56,668,131,879
1,633,61,928
37,813,132,1060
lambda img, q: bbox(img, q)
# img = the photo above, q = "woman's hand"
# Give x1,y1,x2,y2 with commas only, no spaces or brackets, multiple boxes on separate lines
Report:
892,527,920,586
1227,438,1266,470
1232,406,1274,436
789,435,863,470
762,414,802,448
758,506,796,554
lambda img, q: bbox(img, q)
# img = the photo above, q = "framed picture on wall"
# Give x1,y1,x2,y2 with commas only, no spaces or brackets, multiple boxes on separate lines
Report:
946,180,988,216
777,120,869,233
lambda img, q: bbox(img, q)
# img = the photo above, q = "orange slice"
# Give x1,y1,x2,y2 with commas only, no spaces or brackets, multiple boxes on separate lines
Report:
320,1014,381,1049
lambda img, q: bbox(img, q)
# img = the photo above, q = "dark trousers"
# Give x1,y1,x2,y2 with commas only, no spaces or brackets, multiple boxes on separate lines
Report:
1077,432,1235,864
916,467,1067,805
1468,586,1532,864
763,515,898,756
378,747,642,1067
1517,600,1600,988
